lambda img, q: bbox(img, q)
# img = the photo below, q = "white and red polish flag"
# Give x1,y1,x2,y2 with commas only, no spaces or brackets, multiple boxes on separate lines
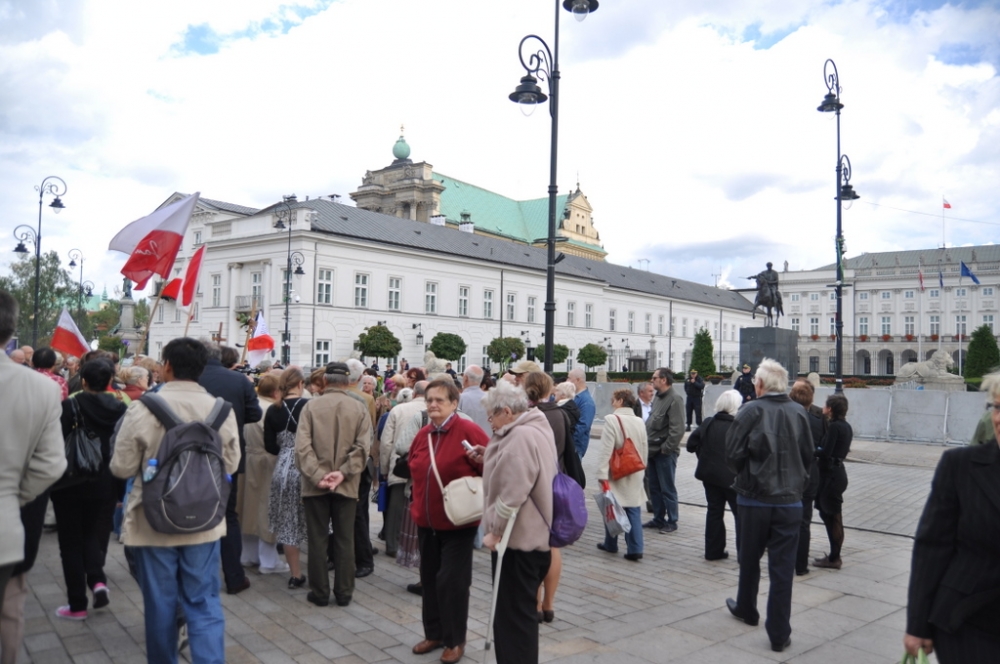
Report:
943,198,952,209
246,311,275,368
181,245,205,307
51,308,90,358
109,193,200,290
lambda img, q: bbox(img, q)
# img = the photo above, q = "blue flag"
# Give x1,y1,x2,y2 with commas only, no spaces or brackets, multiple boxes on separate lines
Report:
939,270,944,288
960,261,981,285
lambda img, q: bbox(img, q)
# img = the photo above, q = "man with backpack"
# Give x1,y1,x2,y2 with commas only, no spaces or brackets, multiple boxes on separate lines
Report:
111,337,240,664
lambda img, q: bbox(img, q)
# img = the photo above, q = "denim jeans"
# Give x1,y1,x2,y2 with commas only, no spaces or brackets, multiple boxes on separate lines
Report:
602,506,644,555
646,452,679,527
133,541,225,664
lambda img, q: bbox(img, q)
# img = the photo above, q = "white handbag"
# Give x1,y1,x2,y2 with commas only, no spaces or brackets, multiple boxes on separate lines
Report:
428,434,483,526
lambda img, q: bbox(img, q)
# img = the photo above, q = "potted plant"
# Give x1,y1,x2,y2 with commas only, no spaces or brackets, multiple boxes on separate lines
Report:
707,375,723,385
881,334,892,342
829,334,837,341
930,334,939,341
810,334,819,341
905,333,915,342
859,334,868,342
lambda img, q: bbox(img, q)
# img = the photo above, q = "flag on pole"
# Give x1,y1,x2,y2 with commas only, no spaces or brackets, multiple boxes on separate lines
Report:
160,278,182,302
109,193,200,290
939,270,944,289
918,265,925,292
246,311,275,368
181,245,205,307
942,198,952,209
960,261,980,285
50,308,90,358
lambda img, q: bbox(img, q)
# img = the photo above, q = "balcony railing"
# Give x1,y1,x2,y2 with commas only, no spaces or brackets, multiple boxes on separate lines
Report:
234,295,264,312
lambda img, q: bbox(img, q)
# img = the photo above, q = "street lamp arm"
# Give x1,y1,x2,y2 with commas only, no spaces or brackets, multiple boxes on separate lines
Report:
12,225,38,247
518,35,555,91
823,58,841,98
35,175,68,201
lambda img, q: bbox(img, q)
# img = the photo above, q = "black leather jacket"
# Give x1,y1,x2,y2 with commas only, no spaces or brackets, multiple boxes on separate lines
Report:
724,393,814,504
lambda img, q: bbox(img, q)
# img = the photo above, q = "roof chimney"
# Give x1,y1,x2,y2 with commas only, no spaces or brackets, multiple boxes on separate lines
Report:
459,211,474,233
430,214,447,226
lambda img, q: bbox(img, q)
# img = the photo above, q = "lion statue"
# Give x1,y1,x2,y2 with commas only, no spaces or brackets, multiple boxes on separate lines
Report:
895,350,962,383
423,350,450,381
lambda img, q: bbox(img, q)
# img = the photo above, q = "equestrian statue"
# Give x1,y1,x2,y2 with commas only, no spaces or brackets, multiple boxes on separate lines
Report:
746,262,783,327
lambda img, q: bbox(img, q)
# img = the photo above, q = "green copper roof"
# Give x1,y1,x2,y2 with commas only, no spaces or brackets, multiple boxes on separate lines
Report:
393,135,411,160
434,172,569,245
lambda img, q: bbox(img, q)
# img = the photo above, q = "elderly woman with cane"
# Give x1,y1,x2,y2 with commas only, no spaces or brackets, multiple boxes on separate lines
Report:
471,381,558,664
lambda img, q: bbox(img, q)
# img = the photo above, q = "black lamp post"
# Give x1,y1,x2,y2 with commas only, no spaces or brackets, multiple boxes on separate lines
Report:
509,0,597,373
273,196,304,366
12,176,66,347
817,59,859,395
68,248,86,317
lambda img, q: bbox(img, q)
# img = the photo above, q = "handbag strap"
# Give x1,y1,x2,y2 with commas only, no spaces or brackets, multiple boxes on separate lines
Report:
428,433,446,493
613,414,628,449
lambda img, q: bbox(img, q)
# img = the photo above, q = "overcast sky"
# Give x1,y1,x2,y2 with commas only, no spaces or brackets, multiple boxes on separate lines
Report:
1,0,998,299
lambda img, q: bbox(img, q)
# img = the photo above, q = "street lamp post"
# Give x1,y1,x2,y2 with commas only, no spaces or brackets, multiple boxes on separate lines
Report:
509,0,597,373
272,197,305,366
68,249,86,317
817,59,859,395
12,176,66,347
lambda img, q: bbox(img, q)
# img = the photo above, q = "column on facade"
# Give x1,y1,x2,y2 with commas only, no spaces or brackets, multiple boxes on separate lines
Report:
227,262,242,347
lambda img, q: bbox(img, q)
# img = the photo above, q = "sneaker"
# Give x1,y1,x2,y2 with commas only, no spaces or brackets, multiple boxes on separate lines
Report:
55,606,87,621
92,583,110,609
259,561,291,575
641,520,664,529
659,523,678,533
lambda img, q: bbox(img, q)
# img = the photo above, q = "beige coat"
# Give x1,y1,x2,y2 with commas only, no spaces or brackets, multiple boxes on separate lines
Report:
0,353,67,566
379,397,426,486
238,396,275,542
110,381,241,547
295,387,372,499
595,409,649,508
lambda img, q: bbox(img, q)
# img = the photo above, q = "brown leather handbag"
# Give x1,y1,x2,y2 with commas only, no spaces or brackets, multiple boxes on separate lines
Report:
609,415,646,480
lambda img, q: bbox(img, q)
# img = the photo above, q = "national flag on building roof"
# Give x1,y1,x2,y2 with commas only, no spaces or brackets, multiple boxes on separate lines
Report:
918,265,925,292
943,198,952,209
109,193,200,290
50,308,90,358
960,261,980,285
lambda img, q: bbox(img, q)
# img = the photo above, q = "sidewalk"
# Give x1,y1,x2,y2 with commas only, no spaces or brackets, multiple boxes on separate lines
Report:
15,434,946,664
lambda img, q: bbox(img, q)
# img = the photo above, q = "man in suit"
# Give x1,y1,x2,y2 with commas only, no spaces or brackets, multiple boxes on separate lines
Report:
198,342,262,595
905,371,1000,662
0,291,68,614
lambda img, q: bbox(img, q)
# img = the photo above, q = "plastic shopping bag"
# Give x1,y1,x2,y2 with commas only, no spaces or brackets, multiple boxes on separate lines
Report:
899,650,930,664
594,490,631,538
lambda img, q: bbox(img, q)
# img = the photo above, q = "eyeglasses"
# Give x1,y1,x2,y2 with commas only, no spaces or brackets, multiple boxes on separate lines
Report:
986,403,1000,411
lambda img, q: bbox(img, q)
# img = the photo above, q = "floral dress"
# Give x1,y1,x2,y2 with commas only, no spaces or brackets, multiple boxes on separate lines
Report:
267,398,308,546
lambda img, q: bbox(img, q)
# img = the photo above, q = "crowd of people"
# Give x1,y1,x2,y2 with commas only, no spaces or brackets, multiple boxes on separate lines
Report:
2,285,997,663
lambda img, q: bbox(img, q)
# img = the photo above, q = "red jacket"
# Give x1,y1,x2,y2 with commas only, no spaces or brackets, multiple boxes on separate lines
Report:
408,415,489,530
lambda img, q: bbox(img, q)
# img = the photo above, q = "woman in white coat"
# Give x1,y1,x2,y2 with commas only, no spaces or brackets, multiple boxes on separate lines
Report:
594,389,649,561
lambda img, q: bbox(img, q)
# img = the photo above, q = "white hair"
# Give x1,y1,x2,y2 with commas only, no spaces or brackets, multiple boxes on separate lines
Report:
554,381,577,401
754,358,788,394
714,389,743,415
482,380,530,415
464,365,484,384
345,358,365,383
397,388,414,403
568,367,586,382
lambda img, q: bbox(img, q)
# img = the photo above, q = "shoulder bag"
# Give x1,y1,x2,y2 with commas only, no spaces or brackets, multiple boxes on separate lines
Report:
609,414,646,481
428,433,483,526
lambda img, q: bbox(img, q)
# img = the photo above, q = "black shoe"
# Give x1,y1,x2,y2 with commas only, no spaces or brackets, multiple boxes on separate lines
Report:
725,598,759,626
335,596,351,607
705,552,729,561
659,523,678,533
623,553,643,561
326,560,336,571
406,583,423,596
796,568,810,576
355,567,373,579
276,543,285,555
771,637,791,652
371,547,379,556
226,577,251,595
306,592,329,607
288,576,307,589
642,520,664,530
596,542,617,554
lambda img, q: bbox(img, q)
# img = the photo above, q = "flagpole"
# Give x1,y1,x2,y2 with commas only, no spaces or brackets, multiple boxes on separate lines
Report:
183,306,195,337
958,272,963,377
941,195,946,248
142,287,166,356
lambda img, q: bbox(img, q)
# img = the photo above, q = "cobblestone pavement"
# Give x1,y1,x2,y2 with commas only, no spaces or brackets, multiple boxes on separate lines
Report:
15,433,950,664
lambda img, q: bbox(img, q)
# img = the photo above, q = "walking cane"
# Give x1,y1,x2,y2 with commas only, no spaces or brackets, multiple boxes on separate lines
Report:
484,500,519,659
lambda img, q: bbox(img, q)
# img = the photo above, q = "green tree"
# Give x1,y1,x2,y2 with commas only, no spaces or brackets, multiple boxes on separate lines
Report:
0,251,78,346
964,323,999,378
356,324,402,361
576,343,608,370
689,327,717,376
535,343,570,364
486,337,525,370
428,332,467,361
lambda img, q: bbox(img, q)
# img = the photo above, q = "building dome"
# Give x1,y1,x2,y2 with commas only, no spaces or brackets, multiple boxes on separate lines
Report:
392,134,410,160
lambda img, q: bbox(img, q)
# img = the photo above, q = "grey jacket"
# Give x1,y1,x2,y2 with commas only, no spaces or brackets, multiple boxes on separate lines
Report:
724,392,814,504
645,386,685,456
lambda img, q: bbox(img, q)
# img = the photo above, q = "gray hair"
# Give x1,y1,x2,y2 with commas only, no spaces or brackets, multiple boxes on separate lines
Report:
397,388,414,403
981,371,1000,402
361,375,377,388
414,380,429,396
568,367,586,382
324,372,350,387
200,339,223,360
464,365,484,384
554,381,577,401
346,358,365,384
124,366,150,387
714,389,743,415
754,358,788,394
482,380,530,416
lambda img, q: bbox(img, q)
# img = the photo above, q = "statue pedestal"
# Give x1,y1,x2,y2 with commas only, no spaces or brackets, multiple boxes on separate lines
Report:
740,327,799,378
117,296,144,357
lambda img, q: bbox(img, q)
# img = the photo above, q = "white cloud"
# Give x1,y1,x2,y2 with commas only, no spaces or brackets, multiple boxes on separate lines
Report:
1,0,998,298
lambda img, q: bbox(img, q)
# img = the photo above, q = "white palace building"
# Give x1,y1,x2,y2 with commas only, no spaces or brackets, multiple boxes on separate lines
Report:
147,137,755,372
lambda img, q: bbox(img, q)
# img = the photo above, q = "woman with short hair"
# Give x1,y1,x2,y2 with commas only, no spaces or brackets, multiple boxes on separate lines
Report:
685,389,741,561
239,373,283,573
813,394,852,570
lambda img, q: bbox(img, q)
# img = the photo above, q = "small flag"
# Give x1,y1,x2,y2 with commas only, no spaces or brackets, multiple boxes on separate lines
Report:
159,278,182,302
960,261,980,285
180,245,205,307
247,311,274,368
50,308,90,358
918,266,925,292
939,270,944,289
109,193,200,290
943,198,952,209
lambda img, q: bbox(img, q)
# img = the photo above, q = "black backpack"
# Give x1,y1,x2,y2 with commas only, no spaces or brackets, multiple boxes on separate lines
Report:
139,394,232,534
